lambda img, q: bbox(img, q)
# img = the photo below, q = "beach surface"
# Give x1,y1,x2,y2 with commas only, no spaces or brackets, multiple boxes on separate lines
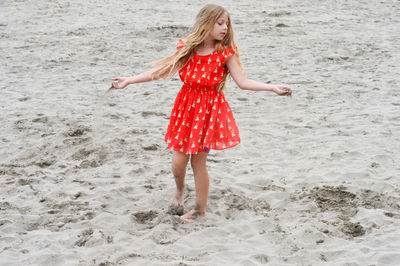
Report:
1,0,400,265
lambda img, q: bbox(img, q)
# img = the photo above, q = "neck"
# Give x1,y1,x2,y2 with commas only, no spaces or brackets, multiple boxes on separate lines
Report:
201,36,217,48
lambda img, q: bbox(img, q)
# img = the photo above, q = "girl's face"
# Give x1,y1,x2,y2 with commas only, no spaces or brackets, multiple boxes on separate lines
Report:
210,12,229,41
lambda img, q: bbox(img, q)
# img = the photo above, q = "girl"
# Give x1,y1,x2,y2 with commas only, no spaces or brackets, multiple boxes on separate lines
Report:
112,4,292,223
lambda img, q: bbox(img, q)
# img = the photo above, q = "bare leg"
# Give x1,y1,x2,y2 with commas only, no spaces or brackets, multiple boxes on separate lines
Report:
168,150,189,215
180,151,209,223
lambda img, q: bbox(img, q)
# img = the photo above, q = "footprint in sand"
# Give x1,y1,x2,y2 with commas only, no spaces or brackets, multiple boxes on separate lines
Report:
132,210,158,224
310,186,357,212
63,126,92,146
210,188,271,219
71,148,93,160
306,186,400,238
35,159,55,168
141,111,167,118
32,116,48,123
14,119,29,130
142,144,160,151
74,228,94,247
150,229,179,245
341,221,365,237
167,205,184,216
67,128,87,137
252,254,269,264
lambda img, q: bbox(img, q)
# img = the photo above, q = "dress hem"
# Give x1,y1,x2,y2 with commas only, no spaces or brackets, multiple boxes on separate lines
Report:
166,142,240,155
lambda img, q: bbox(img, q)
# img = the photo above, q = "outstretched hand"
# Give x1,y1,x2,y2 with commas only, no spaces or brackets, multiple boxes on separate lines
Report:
273,85,292,96
111,77,131,89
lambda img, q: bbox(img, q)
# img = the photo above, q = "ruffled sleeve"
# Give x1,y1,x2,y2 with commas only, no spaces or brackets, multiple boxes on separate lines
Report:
176,39,184,50
223,46,237,59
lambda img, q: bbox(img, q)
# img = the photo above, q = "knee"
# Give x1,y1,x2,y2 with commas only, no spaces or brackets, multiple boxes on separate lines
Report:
172,154,189,178
190,156,206,172
172,162,184,178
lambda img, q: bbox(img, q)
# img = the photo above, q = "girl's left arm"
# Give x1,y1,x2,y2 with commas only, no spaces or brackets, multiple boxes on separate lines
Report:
226,55,292,96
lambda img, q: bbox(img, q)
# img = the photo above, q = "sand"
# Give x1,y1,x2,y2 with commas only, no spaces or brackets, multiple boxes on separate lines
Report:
1,0,400,265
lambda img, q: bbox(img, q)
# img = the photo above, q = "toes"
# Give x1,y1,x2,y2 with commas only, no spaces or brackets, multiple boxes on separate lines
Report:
179,217,194,224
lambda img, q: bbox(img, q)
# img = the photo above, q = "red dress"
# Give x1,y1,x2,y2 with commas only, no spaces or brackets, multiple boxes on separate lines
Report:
165,39,240,154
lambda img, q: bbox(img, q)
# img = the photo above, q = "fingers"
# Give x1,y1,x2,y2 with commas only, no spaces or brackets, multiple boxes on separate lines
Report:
280,89,291,96
279,85,292,96
111,79,120,89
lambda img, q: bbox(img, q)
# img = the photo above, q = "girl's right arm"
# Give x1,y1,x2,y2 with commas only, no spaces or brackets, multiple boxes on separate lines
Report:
112,68,165,89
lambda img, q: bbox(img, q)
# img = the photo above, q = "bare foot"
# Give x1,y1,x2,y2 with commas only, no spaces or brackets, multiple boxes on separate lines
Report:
167,189,184,216
180,209,205,224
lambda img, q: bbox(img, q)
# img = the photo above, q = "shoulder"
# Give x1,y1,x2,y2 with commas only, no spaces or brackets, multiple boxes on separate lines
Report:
222,45,238,59
176,39,185,50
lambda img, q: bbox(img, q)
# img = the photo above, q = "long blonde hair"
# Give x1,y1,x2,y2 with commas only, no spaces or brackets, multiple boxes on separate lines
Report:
146,4,243,92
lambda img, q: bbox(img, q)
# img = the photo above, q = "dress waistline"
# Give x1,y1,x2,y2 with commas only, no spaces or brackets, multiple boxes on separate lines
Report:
181,83,220,94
